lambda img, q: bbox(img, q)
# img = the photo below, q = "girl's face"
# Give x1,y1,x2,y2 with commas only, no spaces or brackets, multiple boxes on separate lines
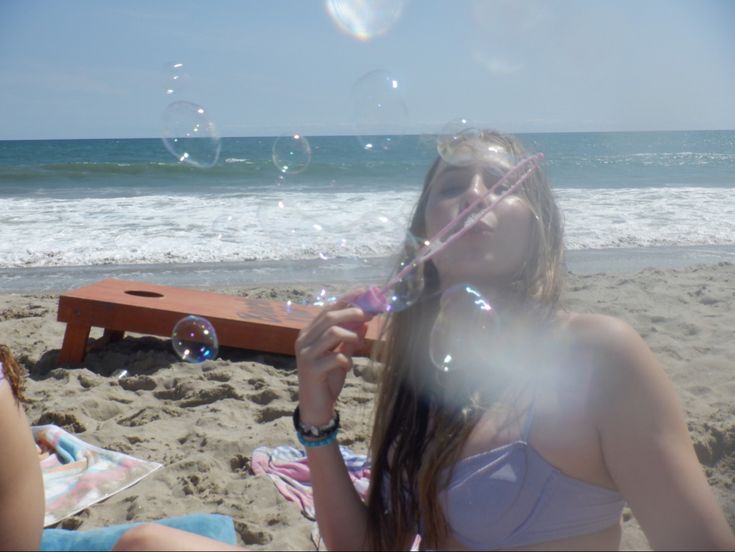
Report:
424,160,536,290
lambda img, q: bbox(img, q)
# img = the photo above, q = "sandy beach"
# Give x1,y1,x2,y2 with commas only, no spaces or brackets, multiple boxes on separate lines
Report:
1,261,733,550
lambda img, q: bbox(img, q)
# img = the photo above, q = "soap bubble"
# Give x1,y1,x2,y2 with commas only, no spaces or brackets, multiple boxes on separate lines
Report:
350,69,409,151
161,101,221,168
272,134,312,174
212,213,239,242
358,210,412,251
382,235,425,312
429,284,499,373
162,61,191,96
325,0,407,41
436,118,481,166
256,194,340,262
172,315,219,363
437,119,517,169
350,234,425,315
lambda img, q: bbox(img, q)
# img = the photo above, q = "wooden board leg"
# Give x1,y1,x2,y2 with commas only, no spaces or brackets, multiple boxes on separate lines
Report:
58,324,91,365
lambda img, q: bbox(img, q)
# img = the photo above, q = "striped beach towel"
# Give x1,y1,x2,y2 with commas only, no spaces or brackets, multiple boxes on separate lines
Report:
34,425,162,527
251,444,421,550
251,444,371,520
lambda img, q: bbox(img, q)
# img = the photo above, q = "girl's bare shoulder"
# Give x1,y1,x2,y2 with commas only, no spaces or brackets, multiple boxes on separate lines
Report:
557,310,659,390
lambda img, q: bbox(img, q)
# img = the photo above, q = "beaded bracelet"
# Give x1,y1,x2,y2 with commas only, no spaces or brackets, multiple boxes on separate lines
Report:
292,406,340,439
297,429,338,448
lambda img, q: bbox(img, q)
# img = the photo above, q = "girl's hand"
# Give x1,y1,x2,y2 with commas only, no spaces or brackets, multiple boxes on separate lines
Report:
295,294,370,426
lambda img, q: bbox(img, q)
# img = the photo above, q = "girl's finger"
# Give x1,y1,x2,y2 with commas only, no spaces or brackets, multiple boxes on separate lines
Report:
301,324,364,361
297,306,367,350
307,351,353,377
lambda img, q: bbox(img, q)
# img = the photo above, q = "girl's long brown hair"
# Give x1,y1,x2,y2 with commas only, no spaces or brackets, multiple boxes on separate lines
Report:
365,131,565,550
0,344,26,404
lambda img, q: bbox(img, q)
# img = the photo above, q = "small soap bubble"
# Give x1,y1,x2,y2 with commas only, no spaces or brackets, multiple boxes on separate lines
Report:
111,368,128,380
379,234,426,313
429,284,499,373
325,0,407,41
162,61,191,96
386,258,424,312
350,69,409,151
172,315,219,363
272,134,312,174
161,101,221,168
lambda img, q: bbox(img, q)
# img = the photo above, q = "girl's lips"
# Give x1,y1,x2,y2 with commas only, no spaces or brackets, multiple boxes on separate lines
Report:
464,224,495,239
464,218,495,234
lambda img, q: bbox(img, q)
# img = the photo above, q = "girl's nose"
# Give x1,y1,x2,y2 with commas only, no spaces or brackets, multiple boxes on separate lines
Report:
462,174,493,209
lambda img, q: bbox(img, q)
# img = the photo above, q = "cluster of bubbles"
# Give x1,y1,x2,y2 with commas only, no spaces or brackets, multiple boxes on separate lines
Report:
171,315,219,363
156,4,519,377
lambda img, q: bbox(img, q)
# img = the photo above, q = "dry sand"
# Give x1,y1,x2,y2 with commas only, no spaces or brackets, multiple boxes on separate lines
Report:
1,262,733,550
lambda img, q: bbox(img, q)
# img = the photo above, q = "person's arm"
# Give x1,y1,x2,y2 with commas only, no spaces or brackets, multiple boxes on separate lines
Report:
295,299,371,551
593,316,735,550
0,383,45,551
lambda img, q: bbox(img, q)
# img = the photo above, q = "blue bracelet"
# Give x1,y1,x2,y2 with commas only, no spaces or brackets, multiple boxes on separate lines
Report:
297,429,338,448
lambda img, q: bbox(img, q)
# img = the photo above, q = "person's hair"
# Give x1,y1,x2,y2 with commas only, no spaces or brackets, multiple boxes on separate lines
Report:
0,345,26,404
365,130,565,550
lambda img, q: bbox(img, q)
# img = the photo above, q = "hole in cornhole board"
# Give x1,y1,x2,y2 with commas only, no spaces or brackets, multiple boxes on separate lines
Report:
125,290,164,298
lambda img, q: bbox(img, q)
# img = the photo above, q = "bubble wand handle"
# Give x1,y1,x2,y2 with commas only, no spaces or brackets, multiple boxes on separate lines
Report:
382,153,543,292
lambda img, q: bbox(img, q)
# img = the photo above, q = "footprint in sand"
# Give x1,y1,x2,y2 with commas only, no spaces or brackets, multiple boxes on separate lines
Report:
203,370,231,382
179,385,243,407
234,521,272,546
256,406,292,423
117,407,162,427
119,375,157,391
35,411,86,433
248,388,280,405
229,454,252,474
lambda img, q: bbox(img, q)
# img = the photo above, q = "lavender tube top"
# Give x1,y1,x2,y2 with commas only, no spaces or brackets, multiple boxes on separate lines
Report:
437,439,625,550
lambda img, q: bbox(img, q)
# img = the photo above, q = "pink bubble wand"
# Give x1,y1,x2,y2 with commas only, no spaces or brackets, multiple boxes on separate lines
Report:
352,153,544,314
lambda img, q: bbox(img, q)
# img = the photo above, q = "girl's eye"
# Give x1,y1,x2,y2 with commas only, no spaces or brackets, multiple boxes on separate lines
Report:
439,183,466,197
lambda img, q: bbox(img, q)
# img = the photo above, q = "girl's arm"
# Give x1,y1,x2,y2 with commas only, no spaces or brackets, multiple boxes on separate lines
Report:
0,382,45,551
592,316,734,550
295,299,371,550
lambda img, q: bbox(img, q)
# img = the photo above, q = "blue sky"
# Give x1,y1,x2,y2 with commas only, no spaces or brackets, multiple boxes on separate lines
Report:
1,0,733,139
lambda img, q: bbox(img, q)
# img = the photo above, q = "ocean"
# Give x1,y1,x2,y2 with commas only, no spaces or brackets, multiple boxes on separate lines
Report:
1,131,734,291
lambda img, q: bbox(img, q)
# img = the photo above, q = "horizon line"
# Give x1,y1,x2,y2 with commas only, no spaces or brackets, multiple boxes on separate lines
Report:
2,127,735,142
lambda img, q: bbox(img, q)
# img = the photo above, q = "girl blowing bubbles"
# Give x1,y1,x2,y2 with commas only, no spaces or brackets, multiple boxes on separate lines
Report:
295,131,734,550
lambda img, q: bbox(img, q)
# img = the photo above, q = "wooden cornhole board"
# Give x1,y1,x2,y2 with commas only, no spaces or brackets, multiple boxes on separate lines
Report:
56,278,383,365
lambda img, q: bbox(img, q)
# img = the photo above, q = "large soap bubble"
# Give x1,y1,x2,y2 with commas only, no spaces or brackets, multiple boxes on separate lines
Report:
325,0,408,41
161,101,221,168
172,315,219,363
272,134,312,174
428,284,499,373
436,118,518,169
350,69,409,151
